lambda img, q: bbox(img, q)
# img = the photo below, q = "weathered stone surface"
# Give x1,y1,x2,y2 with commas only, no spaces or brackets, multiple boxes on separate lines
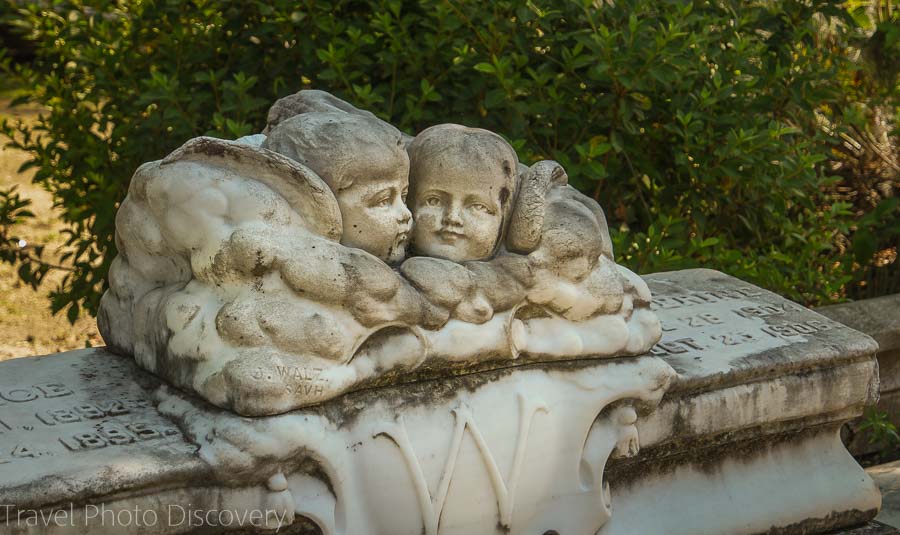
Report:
819,294,900,354
0,269,881,534
868,460,900,530
605,269,881,535
819,293,900,457
0,350,673,534
829,521,899,534
97,90,662,417
0,351,203,513
645,269,879,391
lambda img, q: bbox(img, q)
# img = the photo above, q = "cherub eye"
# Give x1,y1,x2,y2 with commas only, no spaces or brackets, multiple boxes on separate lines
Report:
371,193,392,208
401,188,409,202
470,203,490,213
424,196,442,207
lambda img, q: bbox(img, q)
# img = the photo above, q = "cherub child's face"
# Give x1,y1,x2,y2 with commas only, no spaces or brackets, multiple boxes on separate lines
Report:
411,163,504,262
336,158,411,265
261,111,413,264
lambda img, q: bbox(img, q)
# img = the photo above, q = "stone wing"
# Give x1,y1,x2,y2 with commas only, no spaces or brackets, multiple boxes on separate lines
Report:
161,136,342,242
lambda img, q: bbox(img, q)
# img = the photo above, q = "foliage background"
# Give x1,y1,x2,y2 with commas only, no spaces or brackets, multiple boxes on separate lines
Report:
0,0,897,322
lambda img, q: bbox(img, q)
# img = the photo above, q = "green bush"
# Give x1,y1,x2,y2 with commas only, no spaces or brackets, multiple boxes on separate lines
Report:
858,407,900,464
0,0,896,321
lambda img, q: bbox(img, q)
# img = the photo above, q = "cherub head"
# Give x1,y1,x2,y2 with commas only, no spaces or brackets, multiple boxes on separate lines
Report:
263,112,412,264
407,124,518,262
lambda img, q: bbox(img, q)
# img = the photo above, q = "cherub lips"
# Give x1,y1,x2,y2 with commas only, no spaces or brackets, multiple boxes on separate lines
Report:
436,229,466,242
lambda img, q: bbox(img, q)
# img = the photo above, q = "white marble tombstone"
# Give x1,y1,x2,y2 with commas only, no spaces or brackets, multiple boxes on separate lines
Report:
0,91,882,534
0,270,884,534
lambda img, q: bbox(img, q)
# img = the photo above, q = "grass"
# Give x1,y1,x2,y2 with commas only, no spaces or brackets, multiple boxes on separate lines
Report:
0,95,102,361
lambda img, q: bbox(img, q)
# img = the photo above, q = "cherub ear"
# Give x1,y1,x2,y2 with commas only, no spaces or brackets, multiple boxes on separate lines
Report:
162,137,343,241
506,160,568,254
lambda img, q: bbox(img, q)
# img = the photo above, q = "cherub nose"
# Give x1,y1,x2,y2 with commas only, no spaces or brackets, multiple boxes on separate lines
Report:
396,198,412,224
443,205,463,227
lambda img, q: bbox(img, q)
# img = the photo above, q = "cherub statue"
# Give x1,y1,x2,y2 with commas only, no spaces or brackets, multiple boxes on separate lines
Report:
262,112,413,264
99,115,445,416
408,124,518,262
99,90,661,416
399,124,659,361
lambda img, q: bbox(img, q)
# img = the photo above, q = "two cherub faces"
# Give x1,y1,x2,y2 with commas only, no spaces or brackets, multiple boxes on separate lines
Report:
265,116,518,265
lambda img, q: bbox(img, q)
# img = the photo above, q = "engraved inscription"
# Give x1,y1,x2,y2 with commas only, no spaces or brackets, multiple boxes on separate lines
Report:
1,388,35,403
12,444,38,458
0,383,73,403
247,366,328,397
651,287,764,310
275,366,325,382
650,338,706,356
35,400,131,427
732,302,799,319
250,366,326,382
651,292,834,361
651,322,819,356
0,389,184,466
285,383,326,397
0,443,47,463
710,332,758,346
761,320,831,338
678,313,723,328
35,383,73,398
58,422,179,452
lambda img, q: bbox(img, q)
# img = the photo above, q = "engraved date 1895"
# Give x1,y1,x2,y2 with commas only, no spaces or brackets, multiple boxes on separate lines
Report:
58,422,180,452
0,422,180,463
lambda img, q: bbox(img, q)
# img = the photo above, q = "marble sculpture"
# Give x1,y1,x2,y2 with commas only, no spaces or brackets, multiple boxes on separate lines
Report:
98,90,661,416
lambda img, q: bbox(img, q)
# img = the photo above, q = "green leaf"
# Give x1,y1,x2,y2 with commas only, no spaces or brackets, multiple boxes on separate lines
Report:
473,62,496,74
610,131,623,153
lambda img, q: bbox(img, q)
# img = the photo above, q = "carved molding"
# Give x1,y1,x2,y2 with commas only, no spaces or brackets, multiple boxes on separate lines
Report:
157,356,675,534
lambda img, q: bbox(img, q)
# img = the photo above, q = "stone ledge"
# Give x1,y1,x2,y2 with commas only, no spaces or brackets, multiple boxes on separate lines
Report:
645,270,878,394
819,294,900,355
601,270,881,535
606,423,880,533
829,522,900,534
638,359,876,451
0,269,882,534
867,459,900,530
818,293,900,457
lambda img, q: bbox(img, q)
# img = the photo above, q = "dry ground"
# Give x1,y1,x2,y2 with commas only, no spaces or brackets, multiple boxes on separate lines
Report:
0,99,102,361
